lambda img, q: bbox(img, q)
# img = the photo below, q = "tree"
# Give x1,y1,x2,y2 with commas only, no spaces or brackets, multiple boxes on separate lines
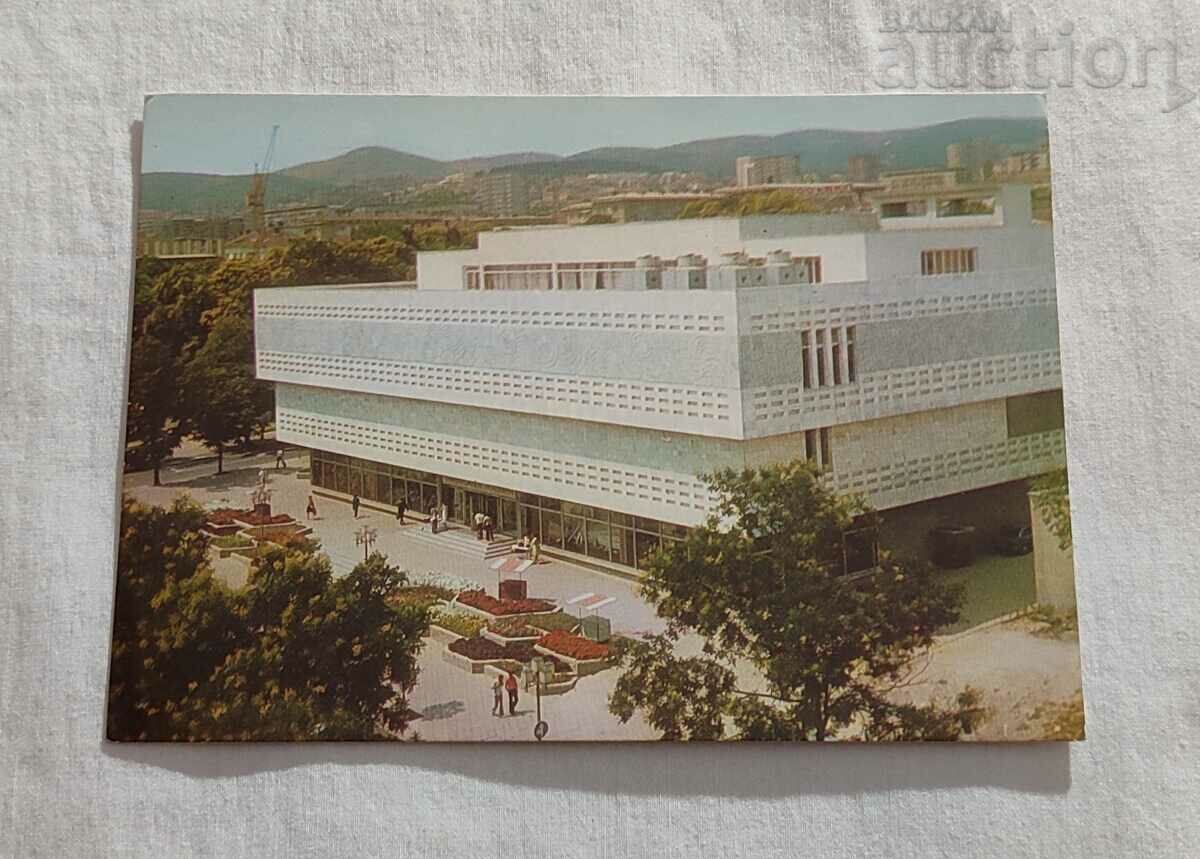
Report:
609,460,975,741
108,498,429,741
107,498,240,740
678,191,831,219
124,264,218,483
182,313,264,473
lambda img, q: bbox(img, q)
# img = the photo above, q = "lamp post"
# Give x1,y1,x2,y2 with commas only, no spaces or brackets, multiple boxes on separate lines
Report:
529,656,551,741
355,525,378,562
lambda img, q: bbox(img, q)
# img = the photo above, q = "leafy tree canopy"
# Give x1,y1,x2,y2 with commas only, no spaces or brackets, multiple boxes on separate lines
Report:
108,498,428,741
610,461,977,741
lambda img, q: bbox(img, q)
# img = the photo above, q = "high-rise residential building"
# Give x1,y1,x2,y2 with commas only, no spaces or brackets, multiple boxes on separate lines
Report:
735,155,802,187
254,184,1063,573
946,138,1008,180
476,172,530,215
847,153,881,182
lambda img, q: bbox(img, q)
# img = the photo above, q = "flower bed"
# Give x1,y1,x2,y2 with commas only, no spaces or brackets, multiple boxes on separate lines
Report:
449,635,508,662
259,530,315,550
536,630,611,661
455,589,556,617
409,571,480,593
484,618,543,643
429,609,485,639
236,511,296,527
447,636,567,671
391,585,455,611
526,611,581,635
210,533,254,550
245,524,312,547
206,507,252,526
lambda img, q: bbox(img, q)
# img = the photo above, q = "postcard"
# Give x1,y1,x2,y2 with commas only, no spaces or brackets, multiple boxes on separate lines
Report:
110,94,1082,742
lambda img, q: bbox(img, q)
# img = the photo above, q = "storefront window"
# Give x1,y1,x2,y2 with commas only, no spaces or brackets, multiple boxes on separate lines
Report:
586,519,611,561
662,523,689,540
564,516,586,554
564,501,600,520
407,481,422,511
635,531,662,568
500,499,517,535
542,512,563,548
634,517,661,533
610,511,633,528
361,470,377,501
349,469,362,496
335,465,349,494
520,505,541,539
421,483,439,513
612,526,635,566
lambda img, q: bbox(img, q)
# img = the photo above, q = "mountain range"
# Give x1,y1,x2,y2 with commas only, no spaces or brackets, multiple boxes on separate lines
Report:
139,116,1048,215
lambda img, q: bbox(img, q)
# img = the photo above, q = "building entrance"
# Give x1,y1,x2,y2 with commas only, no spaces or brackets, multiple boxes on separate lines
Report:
460,490,519,536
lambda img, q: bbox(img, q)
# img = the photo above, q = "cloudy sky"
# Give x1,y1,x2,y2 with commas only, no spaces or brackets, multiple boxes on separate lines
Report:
141,93,1045,175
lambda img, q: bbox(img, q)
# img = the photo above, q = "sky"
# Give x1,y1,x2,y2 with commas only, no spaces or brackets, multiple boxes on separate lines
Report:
141,93,1045,175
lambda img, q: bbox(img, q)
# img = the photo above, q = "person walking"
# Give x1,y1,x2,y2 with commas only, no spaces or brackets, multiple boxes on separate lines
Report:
275,448,287,470
351,494,361,519
396,498,406,525
429,504,439,534
474,511,485,540
305,494,318,521
504,671,519,716
492,675,504,717
529,534,541,564
439,502,448,530
483,514,494,542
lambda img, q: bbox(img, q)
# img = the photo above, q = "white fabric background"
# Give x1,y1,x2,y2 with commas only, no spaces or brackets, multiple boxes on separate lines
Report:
2,1,1198,856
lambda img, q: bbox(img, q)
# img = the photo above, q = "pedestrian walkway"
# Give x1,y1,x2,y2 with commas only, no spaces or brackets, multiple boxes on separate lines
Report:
126,462,667,636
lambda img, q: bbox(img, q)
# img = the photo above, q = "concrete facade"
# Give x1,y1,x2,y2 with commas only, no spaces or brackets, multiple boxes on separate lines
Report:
255,184,1065,561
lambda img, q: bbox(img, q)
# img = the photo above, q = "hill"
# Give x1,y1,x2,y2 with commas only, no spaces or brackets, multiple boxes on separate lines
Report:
138,171,336,215
279,146,448,183
140,116,1049,214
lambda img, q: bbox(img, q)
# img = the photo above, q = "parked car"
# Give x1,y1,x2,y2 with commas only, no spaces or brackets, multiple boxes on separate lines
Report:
992,525,1034,556
927,524,977,569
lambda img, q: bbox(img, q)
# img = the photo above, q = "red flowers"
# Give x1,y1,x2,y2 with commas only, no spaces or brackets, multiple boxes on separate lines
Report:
456,589,555,617
536,630,610,661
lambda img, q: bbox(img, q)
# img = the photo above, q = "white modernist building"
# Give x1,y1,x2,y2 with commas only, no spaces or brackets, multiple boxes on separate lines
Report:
254,184,1065,572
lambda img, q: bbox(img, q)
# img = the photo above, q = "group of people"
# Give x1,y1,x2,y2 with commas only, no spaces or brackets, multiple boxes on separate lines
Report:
310,493,540,565
517,533,542,564
492,671,520,717
473,511,495,541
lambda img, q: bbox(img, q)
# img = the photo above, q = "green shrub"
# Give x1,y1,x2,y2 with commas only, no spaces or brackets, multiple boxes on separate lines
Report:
1026,603,1078,639
211,534,253,550
429,609,485,639
390,585,454,611
526,611,580,634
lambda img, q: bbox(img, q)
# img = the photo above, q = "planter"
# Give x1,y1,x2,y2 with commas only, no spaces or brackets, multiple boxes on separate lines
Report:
428,624,464,645
481,628,542,647
202,523,243,538
533,645,608,677
441,648,502,675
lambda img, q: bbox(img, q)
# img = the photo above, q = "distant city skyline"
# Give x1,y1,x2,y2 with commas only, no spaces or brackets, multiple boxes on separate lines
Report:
142,94,1045,175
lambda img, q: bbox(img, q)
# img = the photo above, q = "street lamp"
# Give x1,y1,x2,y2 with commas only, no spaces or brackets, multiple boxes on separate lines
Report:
529,655,552,741
355,525,378,562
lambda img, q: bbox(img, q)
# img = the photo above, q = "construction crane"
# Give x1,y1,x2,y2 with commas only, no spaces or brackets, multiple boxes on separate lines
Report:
245,125,280,248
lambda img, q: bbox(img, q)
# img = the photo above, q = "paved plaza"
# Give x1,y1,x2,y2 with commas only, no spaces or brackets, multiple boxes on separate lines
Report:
124,445,1081,743
125,448,665,741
